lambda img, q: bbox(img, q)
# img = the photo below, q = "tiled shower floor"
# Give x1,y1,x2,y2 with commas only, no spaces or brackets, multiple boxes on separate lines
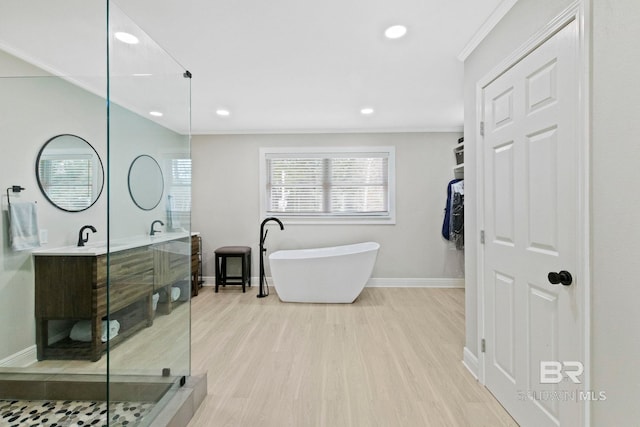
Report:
0,399,155,426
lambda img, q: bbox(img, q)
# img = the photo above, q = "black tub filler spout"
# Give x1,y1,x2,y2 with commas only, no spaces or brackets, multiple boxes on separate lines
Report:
258,217,284,298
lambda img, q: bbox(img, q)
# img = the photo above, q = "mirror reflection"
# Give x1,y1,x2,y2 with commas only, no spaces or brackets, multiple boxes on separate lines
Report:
128,154,164,210
35,134,104,212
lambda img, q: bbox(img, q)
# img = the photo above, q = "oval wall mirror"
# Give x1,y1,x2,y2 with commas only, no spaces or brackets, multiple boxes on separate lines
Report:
128,154,164,210
35,134,105,212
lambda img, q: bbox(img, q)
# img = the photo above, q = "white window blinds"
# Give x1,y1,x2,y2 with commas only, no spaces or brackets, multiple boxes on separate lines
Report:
168,158,192,212
38,155,95,211
330,156,388,214
266,151,390,216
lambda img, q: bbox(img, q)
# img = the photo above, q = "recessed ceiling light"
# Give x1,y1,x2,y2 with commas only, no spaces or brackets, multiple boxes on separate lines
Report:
360,107,375,115
115,32,139,44
216,109,231,117
149,111,163,117
384,25,407,39
133,73,152,77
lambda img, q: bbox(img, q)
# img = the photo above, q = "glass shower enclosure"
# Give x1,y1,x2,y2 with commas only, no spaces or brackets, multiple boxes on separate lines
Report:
0,2,193,425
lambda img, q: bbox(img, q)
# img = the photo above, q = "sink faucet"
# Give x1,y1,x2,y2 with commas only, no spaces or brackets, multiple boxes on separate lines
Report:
150,220,164,236
77,225,97,247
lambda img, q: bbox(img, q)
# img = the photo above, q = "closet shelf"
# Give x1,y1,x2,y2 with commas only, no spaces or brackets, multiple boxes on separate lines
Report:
453,137,464,178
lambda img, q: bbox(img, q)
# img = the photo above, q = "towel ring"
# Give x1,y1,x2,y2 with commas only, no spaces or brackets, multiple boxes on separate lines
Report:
6,186,25,208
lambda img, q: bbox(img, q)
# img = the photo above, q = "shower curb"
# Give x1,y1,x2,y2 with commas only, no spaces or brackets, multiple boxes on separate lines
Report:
150,373,207,427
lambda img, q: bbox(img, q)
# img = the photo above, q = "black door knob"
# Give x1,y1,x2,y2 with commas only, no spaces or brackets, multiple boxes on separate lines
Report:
548,271,573,286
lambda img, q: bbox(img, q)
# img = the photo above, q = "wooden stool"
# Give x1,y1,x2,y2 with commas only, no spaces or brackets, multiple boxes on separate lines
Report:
214,246,252,293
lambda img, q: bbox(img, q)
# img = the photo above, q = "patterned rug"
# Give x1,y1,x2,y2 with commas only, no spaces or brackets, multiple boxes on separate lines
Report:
0,399,155,426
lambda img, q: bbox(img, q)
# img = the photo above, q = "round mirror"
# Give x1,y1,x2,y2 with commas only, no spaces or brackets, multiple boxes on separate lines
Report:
128,154,164,210
36,134,104,212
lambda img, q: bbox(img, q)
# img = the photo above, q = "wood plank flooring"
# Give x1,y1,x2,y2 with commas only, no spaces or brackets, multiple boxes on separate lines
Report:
188,286,518,427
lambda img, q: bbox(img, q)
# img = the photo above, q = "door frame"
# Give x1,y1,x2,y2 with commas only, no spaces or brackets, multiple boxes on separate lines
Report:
474,1,591,424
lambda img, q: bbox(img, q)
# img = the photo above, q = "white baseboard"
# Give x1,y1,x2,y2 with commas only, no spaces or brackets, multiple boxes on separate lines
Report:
0,329,72,368
202,276,464,288
0,345,37,368
462,346,479,380
366,278,465,288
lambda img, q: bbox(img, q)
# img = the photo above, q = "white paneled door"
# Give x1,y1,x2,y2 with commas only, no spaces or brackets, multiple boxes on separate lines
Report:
482,19,583,427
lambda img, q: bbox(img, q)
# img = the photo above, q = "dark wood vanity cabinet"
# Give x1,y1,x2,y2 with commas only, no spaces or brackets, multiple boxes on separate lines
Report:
34,235,197,361
35,247,155,361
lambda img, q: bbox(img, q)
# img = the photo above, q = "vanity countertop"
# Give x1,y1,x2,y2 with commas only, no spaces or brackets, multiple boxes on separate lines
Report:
32,231,199,256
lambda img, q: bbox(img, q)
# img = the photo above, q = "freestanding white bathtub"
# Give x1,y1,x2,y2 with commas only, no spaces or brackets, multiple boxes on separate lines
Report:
268,242,380,303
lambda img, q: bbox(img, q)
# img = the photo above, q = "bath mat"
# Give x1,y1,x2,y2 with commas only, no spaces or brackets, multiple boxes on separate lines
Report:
0,399,155,426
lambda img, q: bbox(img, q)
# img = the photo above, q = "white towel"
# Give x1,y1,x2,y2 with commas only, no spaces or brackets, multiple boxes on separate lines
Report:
158,287,181,303
8,202,41,251
171,286,181,302
103,320,120,342
69,320,120,343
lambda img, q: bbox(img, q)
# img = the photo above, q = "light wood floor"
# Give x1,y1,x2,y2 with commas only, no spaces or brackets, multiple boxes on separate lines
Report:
187,286,518,427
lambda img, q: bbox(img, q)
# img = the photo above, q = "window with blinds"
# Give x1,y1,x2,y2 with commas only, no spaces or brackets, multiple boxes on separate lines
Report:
168,158,192,211
166,157,192,229
38,155,95,211
262,147,395,222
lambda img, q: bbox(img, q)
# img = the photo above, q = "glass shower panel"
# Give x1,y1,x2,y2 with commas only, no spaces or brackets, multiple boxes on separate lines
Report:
0,2,192,425
0,1,110,425
108,2,191,424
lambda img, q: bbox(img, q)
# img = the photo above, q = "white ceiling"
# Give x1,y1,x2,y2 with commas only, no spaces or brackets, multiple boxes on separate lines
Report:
0,0,514,135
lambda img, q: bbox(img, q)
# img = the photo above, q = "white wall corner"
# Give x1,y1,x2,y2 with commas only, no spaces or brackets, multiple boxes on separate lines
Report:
462,346,479,380
0,345,37,368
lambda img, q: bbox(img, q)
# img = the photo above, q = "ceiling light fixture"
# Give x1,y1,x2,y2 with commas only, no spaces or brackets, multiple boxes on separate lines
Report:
149,111,163,117
360,108,375,115
133,73,152,77
384,25,407,39
115,31,139,44
216,109,231,117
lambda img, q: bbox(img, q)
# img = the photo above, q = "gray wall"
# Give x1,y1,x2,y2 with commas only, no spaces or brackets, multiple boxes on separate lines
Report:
192,132,464,281
591,0,640,423
465,0,640,423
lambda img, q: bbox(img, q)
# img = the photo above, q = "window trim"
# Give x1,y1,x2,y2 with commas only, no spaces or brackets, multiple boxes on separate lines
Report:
259,146,396,225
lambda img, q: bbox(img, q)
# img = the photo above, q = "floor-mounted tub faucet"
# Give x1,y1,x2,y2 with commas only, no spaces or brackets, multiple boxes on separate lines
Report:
258,217,285,298
150,220,164,236
77,225,97,247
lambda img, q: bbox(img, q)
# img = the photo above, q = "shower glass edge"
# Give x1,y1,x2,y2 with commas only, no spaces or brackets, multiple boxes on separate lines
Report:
108,1,192,425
